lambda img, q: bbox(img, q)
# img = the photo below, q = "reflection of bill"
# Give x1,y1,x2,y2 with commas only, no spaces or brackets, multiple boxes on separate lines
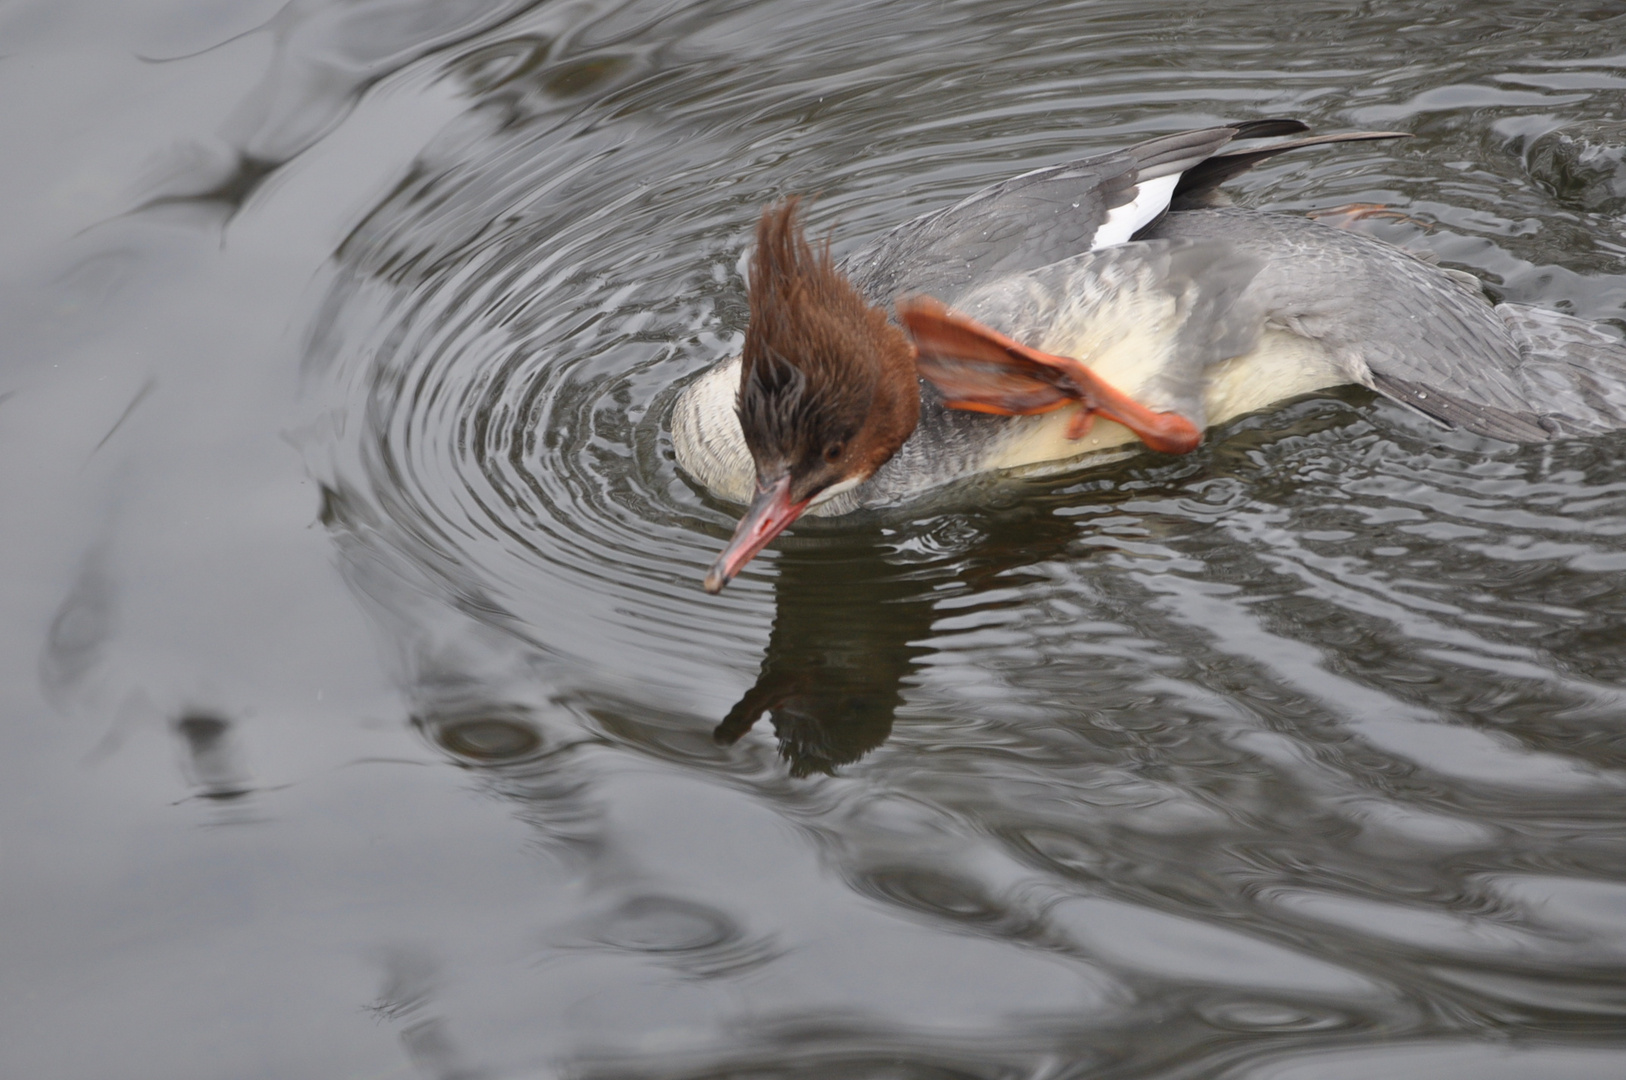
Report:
713,527,934,777
711,479,1124,776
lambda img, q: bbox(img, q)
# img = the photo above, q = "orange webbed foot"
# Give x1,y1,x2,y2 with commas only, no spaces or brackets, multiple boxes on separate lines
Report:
897,295,1201,456
1065,409,1095,440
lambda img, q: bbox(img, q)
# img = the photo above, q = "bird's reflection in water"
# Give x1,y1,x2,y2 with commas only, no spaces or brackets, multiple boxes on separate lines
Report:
715,529,933,776
716,491,1088,776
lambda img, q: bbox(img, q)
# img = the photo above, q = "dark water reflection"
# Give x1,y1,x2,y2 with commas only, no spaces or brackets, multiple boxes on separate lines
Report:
8,0,1626,1076
713,533,936,776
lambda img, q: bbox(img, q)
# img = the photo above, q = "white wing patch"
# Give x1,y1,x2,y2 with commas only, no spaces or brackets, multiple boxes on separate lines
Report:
1089,173,1179,249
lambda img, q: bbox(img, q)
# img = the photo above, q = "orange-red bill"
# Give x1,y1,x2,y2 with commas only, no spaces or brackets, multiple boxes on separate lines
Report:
703,475,811,594
898,295,1201,456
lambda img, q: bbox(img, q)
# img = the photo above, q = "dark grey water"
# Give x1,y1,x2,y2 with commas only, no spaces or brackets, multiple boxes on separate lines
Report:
7,1,1626,1077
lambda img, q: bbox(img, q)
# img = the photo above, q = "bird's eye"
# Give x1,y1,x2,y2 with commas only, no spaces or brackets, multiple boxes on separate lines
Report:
823,442,844,463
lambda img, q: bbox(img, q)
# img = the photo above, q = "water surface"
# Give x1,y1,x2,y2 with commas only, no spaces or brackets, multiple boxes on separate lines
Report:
5,1,1626,1077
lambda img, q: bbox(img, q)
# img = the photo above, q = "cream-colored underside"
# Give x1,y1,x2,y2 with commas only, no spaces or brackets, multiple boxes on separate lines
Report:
670,327,1350,514
989,325,1349,474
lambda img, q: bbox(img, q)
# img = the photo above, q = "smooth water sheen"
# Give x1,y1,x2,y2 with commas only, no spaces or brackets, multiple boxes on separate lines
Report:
6,1,1626,1077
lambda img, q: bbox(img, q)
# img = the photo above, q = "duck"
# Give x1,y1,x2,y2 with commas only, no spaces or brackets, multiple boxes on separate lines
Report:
671,121,1626,593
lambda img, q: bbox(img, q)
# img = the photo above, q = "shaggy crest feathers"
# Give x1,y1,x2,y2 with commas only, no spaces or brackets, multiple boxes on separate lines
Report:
738,199,917,490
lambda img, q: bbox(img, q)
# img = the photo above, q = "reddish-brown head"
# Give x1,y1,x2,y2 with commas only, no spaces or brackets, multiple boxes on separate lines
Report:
703,199,920,593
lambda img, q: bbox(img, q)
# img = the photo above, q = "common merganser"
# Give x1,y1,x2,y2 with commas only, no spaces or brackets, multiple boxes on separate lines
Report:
672,121,1626,592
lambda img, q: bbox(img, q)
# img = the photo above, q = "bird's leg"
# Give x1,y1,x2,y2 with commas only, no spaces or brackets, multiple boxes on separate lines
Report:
899,295,1201,455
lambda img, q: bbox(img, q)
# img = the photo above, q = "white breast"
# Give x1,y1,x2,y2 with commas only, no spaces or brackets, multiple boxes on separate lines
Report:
669,356,756,506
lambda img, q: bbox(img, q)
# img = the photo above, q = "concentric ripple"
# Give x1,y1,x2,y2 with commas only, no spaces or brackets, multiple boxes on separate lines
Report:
294,1,1626,1072
302,0,1626,706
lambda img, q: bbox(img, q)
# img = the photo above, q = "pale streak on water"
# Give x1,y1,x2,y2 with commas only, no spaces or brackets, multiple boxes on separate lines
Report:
4,0,1626,1077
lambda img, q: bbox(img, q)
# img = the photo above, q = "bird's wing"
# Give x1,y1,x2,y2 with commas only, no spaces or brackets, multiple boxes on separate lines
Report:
911,239,1267,429
1147,207,1562,441
1165,130,1410,210
840,125,1278,302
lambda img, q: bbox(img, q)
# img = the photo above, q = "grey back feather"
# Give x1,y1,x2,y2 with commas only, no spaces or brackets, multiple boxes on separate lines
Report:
1146,208,1626,440
839,127,1246,303
949,240,1265,424
1146,209,1539,433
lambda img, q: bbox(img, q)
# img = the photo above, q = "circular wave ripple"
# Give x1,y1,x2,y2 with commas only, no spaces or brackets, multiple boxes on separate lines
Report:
298,0,1626,717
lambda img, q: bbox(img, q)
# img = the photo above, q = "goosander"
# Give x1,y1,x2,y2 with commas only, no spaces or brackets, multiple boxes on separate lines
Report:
672,121,1626,592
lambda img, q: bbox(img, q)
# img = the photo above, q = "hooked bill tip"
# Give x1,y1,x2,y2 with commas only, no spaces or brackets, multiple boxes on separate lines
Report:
700,474,809,596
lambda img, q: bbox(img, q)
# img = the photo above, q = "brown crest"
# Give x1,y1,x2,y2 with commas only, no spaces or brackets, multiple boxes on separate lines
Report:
738,199,919,502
